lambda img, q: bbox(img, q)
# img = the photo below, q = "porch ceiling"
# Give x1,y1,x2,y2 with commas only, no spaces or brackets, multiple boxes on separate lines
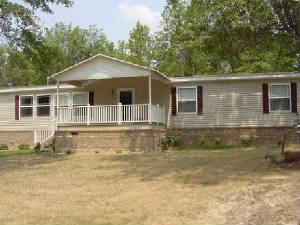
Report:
49,54,170,84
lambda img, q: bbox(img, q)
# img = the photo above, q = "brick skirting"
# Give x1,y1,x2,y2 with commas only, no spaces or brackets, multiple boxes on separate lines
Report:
170,127,300,146
0,131,34,149
55,125,166,152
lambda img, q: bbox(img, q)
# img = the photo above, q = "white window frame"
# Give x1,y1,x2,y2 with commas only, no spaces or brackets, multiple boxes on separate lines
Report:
176,86,198,114
269,83,291,112
19,95,34,118
72,92,89,107
36,94,52,117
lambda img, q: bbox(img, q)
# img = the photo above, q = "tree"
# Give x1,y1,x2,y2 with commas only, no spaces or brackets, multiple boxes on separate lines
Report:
0,23,115,86
0,0,73,47
127,21,153,66
154,0,299,76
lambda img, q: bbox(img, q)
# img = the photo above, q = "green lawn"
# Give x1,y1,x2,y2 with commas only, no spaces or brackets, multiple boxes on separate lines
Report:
175,144,248,151
0,150,34,157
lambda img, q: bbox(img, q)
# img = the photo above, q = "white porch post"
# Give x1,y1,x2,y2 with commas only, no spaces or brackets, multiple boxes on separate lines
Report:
56,82,59,123
148,73,152,124
118,103,122,124
87,104,90,125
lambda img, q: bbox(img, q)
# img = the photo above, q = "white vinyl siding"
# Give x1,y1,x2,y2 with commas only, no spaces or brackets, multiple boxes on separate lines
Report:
168,79,300,128
269,84,291,111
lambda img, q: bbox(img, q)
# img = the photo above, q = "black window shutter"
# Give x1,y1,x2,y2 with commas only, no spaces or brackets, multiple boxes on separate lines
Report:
262,83,269,114
171,87,177,116
291,82,297,113
197,86,203,115
15,95,19,120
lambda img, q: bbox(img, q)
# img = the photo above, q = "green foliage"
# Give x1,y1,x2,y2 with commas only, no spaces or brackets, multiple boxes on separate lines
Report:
115,149,123,154
65,149,72,155
18,143,30,151
159,134,180,151
0,150,34,157
0,143,8,150
0,0,72,47
1,0,299,88
198,137,205,146
34,143,41,152
214,138,222,146
240,138,251,147
0,23,115,87
127,21,153,66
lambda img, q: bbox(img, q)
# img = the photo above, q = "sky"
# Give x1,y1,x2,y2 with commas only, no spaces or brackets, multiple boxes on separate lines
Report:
34,0,165,44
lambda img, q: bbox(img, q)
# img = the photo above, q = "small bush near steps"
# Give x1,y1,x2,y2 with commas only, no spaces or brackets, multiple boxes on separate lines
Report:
18,143,30,151
0,143,8,150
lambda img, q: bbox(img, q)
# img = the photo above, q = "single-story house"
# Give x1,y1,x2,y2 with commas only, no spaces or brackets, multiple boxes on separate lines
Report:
0,54,299,151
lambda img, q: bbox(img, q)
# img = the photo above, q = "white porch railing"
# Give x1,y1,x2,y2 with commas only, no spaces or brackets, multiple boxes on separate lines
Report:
57,104,165,125
34,118,57,144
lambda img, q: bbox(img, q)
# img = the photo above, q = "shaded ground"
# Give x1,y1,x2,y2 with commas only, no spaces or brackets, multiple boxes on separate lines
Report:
0,147,299,225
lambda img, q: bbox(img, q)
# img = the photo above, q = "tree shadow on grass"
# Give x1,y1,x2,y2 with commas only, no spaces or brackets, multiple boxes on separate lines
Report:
0,153,67,175
99,148,299,186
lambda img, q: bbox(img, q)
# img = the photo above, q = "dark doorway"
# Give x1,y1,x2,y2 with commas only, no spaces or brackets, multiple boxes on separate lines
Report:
119,91,133,105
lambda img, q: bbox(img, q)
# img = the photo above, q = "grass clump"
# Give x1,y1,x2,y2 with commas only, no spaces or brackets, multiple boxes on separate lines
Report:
65,149,72,155
214,138,222,146
115,149,123,154
198,137,205,146
0,143,8,150
18,143,30,151
240,137,251,147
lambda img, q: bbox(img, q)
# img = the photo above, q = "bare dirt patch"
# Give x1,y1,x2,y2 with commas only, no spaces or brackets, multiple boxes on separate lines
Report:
208,172,300,225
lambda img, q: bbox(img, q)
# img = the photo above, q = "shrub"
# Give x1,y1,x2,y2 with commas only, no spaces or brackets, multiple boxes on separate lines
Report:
159,134,178,150
240,138,251,147
95,150,99,154
198,137,205,146
18,143,30,151
65,149,72,155
34,143,41,152
115,149,122,154
283,151,300,163
214,138,222,146
0,143,8,150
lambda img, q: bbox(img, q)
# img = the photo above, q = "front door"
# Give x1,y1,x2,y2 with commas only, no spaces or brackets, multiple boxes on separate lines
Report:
119,91,133,105
118,90,134,122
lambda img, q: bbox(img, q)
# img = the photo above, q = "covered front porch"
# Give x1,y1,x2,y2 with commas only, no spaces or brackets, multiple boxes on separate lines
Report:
52,54,170,126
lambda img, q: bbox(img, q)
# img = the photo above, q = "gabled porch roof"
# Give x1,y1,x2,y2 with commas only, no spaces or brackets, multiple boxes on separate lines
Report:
49,54,170,85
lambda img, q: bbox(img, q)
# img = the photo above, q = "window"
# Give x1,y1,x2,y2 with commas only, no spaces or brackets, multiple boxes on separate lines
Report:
53,94,69,107
269,84,291,111
73,93,88,106
177,87,197,113
53,94,69,116
20,95,33,117
37,95,51,117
